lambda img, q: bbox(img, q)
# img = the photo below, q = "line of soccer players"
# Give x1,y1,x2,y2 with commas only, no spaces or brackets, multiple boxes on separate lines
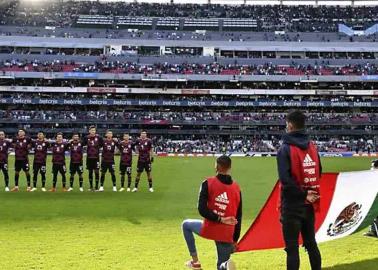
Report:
0,127,154,192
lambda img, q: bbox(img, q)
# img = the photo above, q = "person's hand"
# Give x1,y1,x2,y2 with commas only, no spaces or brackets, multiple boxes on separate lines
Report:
306,190,320,203
231,243,238,253
220,216,238,226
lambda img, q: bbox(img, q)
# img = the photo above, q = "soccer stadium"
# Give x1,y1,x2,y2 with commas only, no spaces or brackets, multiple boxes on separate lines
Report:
0,0,377,269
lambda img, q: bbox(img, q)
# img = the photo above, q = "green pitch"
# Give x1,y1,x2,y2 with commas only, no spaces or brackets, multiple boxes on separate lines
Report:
0,156,376,270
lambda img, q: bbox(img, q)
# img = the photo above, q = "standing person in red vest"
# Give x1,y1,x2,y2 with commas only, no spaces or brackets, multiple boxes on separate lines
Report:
277,110,322,270
182,155,242,270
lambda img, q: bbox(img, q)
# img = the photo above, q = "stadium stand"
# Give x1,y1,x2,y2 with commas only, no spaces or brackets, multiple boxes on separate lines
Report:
0,1,377,155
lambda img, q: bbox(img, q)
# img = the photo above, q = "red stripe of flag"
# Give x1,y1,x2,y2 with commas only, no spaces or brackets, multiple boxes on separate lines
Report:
236,173,339,252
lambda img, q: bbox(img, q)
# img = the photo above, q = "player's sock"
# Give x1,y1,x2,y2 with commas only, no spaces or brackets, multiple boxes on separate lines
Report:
148,178,153,188
111,173,116,187
4,171,9,187
95,171,100,189
62,175,66,188
41,172,46,188
88,171,93,189
79,176,83,188
135,177,140,188
53,174,57,188
15,173,19,186
127,175,132,188
100,174,105,187
33,173,38,188
26,174,31,187
120,174,125,188
70,175,74,188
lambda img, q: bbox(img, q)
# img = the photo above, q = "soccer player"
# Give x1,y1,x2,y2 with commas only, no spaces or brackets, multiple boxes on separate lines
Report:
133,131,154,192
182,155,241,270
0,131,11,191
277,110,322,270
50,133,68,192
118,133,134,192
84,126,103,191
31,131,50,192
67,133,84,192
99,130,118,192
12,129,32,192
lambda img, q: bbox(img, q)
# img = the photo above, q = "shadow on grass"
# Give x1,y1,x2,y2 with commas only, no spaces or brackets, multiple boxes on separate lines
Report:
323,258,378,270
126,216,142,225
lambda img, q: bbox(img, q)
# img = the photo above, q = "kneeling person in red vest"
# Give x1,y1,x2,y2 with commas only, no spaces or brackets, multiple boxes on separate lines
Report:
182,155,242,270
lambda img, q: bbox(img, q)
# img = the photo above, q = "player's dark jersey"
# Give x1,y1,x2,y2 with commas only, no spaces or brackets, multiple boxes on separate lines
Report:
118,140,134,165
12,137,31,161
102,139,118,164
68,141,84,164
52,142,68,165
32,140,50,165
135,138,152,163
0,139,11,164
85,135,103,159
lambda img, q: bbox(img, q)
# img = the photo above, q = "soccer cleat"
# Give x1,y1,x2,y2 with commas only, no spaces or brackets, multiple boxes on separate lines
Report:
119,187,125,192
185,260,202,270
31,187,37,192
49,187,56,192
41,187,46,192
87,188,94,192
220,259,236,270
11,186,19,192
112,186,117,192
67,187,73,192
79,187,84,192
26,186,32,192
149,187,154,193
99,186,104,192
62,188,68,192
5,187,10,192
127,188,131,192
132,188,138,192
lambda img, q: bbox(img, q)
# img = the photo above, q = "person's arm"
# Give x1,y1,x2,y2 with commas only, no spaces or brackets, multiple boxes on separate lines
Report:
233,192,242,243
198,180,221,222
277,144,307,200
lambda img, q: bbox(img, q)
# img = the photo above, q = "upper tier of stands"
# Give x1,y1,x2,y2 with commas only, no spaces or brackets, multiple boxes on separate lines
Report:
1,1,378,33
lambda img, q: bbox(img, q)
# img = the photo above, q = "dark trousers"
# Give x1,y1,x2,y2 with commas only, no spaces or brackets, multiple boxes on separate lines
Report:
281,206,321,270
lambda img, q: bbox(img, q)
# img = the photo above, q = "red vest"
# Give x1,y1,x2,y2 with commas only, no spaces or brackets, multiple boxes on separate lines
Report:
289,142,321,211
200,176,241,243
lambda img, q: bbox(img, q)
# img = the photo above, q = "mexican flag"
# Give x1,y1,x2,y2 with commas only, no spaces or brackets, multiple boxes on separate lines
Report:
237,170,378,252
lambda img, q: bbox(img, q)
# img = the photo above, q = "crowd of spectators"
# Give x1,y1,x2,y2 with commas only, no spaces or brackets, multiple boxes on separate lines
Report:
2,59,378,76
1,110,377,124
152,136,377,154
1,1,378,32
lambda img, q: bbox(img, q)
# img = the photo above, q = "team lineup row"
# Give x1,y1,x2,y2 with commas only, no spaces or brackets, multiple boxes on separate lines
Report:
0,127,155,193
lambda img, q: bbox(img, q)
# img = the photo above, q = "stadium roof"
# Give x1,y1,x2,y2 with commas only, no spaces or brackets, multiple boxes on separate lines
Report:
26,0,378,6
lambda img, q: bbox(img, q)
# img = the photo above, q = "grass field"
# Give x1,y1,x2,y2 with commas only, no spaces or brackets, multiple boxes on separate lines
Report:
0,156,377,270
